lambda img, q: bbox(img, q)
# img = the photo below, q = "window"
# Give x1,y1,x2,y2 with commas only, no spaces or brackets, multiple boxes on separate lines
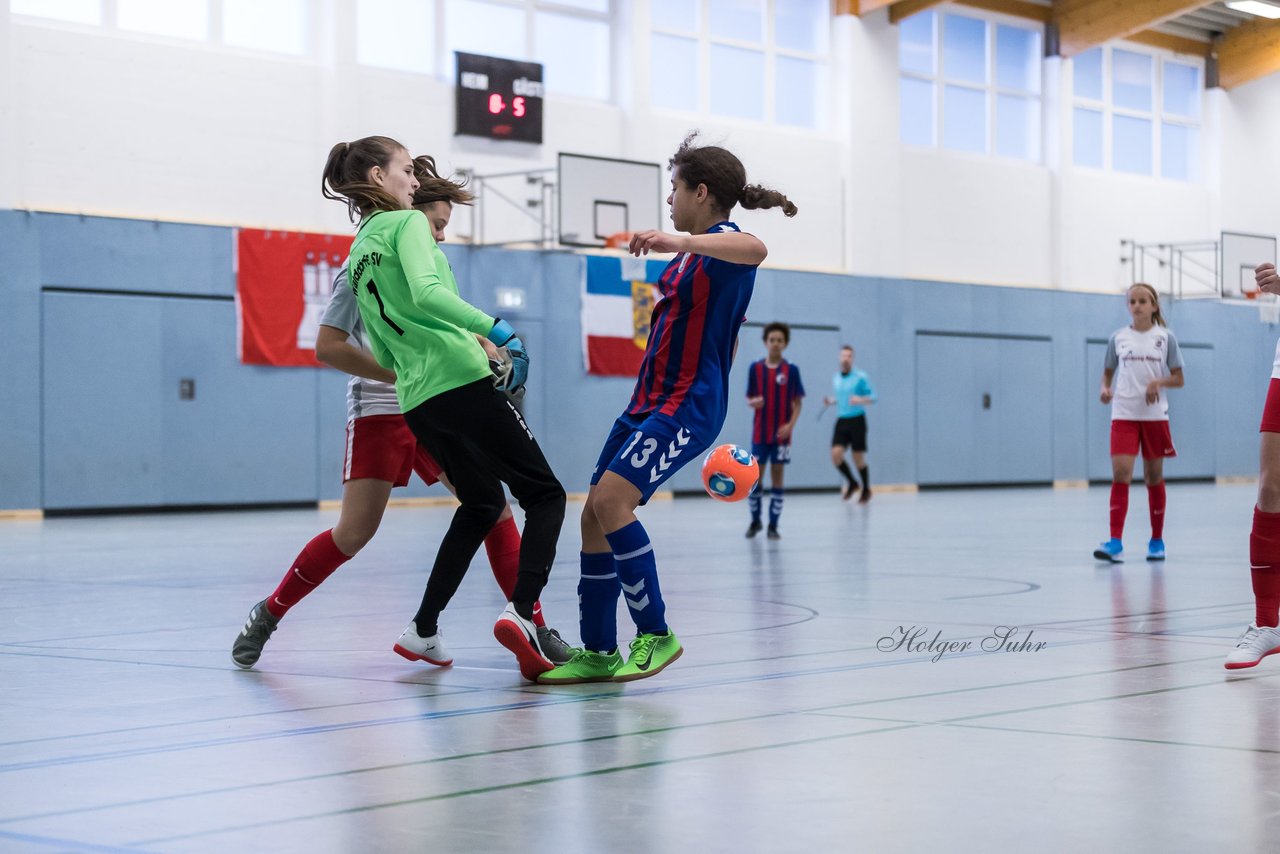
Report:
445,0,525,61
1071,46,1202,181
898,10,1042,162
11,0,101,25
12,0,310,54
117,0,208,39
649,0,828,129
356,0,436,74
222,0,307,54
534,11,610,100
351,0,612,98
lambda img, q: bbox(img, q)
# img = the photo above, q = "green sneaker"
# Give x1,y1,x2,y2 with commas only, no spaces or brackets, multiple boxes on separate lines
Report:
537,649,623,684
613,631,683,682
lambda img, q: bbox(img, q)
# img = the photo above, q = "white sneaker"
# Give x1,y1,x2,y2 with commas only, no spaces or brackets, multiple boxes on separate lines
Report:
393,622,453,666
1224,623,1280,670
493,603,554,682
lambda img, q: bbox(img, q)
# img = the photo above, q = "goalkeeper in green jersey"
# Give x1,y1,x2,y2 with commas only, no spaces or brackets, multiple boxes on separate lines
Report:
321,135,566,683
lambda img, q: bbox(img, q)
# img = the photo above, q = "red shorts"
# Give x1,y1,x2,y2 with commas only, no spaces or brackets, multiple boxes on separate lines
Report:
343,414,443,487
1110,419,1176,459
1261,378,1280,434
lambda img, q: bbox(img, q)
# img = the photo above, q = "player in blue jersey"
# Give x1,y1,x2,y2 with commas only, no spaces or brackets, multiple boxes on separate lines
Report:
745,322,805,539
539,132,797,684
826,344,876,502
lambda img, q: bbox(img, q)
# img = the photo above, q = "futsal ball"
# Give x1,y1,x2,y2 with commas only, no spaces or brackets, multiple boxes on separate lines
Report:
701,444,759,502
488,346,512,387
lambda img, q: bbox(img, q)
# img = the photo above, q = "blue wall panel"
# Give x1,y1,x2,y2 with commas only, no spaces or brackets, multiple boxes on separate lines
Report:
1172,345,1217,479
157,299,318,505
42,292,167,508
40,292,318,509
1086,341,1113,482
0,212,44,509
4,209,1279,511
995,337,1054,483
36,213,233,297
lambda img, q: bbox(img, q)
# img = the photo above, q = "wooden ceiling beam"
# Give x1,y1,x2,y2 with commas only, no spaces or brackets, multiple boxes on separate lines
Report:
1216,17,1280,90
854,0,898,13
1053,0,1214,57
1123,29,1209,58
890,0,948,24
951,0,1052,23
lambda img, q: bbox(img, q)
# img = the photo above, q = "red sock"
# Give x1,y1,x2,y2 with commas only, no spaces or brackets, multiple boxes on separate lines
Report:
1251,507,1280,628
267,530,351,618
1147,481,1166,539
1109,482,1130,540
484,516,545,628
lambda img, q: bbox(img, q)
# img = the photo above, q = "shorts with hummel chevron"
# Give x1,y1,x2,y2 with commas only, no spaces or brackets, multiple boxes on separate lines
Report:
592,412,710,503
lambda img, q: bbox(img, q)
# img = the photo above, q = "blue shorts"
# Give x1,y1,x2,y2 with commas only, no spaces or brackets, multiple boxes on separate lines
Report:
751,442,792,466
591,412,711,504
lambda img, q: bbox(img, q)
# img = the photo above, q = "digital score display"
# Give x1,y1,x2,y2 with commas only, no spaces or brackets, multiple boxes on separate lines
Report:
455,52,544,144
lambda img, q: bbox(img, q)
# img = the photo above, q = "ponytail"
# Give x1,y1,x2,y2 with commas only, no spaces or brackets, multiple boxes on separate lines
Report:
412,155,476,207
669,131,797,218
321,135,409,222
741,184,798,218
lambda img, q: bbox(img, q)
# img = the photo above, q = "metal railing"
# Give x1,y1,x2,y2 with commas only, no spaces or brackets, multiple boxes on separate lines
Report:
1121,238,1220,300
459,167,557,248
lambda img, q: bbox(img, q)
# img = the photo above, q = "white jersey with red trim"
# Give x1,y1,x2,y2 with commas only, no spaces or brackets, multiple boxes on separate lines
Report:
1104,324,1183,421
319,261,402,420
1271,337,1280,380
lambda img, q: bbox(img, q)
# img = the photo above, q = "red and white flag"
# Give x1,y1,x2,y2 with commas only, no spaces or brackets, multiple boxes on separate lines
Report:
581,255,667,376
236,228,353,367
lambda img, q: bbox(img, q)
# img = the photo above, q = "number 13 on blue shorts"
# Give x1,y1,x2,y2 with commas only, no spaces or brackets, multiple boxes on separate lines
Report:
591,413,710,504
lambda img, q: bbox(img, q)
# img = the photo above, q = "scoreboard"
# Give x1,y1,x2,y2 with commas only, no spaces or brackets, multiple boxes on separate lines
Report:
455,52,544,144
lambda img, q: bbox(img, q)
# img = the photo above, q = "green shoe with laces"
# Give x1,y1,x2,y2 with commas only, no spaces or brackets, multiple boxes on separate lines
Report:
613,631,683,682
537,648,624,684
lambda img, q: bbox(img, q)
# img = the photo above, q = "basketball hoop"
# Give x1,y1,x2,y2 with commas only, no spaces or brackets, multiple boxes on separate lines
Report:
603,231,634,249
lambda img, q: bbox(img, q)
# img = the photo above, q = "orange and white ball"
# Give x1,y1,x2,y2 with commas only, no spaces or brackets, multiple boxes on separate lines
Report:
701,444,759,502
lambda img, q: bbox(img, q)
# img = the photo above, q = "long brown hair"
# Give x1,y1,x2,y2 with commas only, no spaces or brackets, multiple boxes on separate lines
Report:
1129,282,1166,327
669,131,797,218
412,155,475,208
322,136,409,222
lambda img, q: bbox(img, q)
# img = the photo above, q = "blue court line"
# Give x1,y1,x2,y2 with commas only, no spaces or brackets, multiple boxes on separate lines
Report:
0,692,617,774
1,647,1238,827
1,597,1244,723
129,660,1277,849
0,684,492,748
0,828,153,853
0,633,1216,775
130,721,932,847
0,649,1240,829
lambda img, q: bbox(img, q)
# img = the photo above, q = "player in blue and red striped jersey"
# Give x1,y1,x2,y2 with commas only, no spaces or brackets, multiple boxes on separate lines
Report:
539,132,798,684
745,322,805,539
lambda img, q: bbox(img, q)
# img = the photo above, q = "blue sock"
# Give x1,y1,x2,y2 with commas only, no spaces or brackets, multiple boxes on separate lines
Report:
605,520,667,635
768,487,784,528
578,551,620,654
748,483,762,523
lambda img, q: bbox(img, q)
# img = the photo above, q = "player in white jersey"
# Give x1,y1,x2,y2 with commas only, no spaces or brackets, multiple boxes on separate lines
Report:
1224,262,1280,668
232,156,574,670
1093,283,1184,563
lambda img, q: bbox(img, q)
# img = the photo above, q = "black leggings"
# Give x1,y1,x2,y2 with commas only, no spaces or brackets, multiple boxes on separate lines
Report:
402,379,566,634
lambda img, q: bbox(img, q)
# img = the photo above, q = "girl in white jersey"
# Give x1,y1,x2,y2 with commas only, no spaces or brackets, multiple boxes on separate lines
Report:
1093,283,1184,563
231,155,574,670
1224,262,1280,669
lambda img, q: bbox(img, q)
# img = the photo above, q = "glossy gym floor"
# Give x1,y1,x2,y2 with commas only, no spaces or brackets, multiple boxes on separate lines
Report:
0,483,1272,853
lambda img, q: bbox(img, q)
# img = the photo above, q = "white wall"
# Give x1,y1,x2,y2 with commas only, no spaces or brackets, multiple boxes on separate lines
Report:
2,1,1278,290
1220,72,1280,252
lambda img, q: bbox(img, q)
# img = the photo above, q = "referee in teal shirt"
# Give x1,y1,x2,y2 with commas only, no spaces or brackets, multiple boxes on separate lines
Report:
825,345,876,502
